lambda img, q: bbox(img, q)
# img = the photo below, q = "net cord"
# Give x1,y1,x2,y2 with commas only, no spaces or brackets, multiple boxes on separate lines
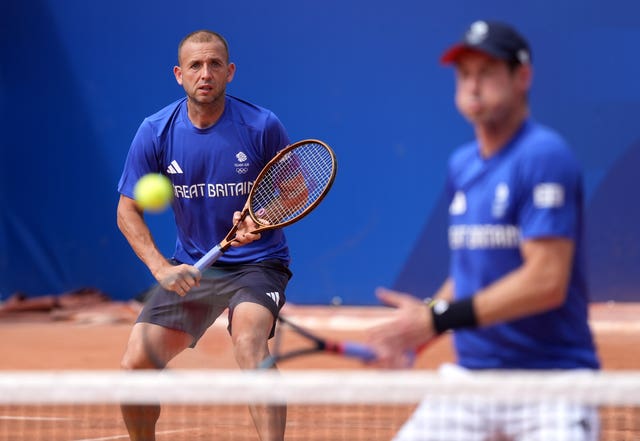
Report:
2,370,640,405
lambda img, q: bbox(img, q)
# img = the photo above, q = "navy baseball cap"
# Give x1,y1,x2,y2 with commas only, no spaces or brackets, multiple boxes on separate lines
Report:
440,20,531,66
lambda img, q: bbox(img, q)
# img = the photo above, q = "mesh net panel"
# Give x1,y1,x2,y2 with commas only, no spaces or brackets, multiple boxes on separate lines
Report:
1,370,639,441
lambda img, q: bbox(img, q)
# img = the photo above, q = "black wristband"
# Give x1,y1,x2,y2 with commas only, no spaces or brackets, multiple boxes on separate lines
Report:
430,297,478,334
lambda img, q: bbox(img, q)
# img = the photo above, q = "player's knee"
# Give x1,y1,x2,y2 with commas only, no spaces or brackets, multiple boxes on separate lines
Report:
120,352,143,370
121,347,164,370
232,332,269,369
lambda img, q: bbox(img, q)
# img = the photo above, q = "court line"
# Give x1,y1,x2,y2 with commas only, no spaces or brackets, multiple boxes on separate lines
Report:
591,321,640,333
72,428,198,441
0,415,73,421
0,416,200,441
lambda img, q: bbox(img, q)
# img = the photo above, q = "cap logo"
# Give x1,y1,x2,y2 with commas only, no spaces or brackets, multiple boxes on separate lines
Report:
466,21,489,45
517,49,530,64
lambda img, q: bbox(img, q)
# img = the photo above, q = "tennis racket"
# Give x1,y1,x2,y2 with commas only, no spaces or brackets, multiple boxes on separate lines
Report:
259,315,379,369
194,139,337,271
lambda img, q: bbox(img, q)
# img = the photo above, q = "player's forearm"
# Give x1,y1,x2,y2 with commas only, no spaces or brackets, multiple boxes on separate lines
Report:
429,240,572,333
116,196,170,278
473,240,573,326
473,271,561,327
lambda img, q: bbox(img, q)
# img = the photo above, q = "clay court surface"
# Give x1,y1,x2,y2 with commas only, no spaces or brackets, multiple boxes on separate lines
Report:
1,299,639,440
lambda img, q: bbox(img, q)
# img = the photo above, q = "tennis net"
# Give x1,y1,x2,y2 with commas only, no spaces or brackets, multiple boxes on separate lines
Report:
1,369,639,440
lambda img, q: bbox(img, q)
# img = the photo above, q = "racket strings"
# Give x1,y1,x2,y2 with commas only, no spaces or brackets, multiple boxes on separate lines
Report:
251,142,334,225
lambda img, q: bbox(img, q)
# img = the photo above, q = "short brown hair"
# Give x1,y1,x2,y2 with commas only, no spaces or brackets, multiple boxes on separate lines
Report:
177,30,230,64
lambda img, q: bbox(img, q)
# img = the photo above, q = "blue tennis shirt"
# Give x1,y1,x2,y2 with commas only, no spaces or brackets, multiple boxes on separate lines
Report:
118,95,291,266
446,119,599,369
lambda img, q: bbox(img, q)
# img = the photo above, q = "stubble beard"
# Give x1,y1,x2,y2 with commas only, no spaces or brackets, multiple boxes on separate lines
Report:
188,88,226,112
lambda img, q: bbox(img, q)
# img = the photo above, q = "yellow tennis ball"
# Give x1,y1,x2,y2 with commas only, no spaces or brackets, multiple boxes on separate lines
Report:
133,173,174,212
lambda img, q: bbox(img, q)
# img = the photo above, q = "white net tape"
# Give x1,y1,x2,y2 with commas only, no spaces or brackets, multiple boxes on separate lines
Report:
2,369,640,405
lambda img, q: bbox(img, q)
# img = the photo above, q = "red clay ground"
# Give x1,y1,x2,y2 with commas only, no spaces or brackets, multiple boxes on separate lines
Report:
0,301,638,440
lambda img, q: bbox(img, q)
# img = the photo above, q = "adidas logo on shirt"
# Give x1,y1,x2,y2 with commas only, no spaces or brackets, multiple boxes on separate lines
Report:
167,160,183,174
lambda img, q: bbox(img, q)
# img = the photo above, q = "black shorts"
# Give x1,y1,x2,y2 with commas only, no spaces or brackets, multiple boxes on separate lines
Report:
137,259,292,347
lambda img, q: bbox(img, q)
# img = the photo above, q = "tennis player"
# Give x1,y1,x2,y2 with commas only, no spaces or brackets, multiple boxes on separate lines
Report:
369,20,600,441
117,30,291,441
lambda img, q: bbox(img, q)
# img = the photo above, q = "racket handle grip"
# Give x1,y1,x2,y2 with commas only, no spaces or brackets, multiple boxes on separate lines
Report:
341,342,419,366
340,342,378,362
194,245,223,272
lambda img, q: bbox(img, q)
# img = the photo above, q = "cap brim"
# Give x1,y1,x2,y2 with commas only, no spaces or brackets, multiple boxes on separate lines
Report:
440,44,470,65
440,43,507,65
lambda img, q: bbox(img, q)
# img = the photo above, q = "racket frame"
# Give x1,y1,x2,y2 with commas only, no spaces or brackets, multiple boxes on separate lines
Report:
195,139,337,271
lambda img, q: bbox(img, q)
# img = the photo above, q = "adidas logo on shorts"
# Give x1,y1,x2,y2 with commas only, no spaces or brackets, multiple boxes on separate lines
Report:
265,292,280,305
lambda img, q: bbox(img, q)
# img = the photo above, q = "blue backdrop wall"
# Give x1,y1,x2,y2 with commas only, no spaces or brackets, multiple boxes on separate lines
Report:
2,0,639,304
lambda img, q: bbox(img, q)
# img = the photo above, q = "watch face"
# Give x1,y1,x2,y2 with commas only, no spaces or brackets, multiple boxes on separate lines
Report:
433,300,450,315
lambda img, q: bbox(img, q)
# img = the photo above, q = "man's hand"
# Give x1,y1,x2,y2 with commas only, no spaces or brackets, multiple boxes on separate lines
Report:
155,264,201,297
367,288,437,368
231,210,265,247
